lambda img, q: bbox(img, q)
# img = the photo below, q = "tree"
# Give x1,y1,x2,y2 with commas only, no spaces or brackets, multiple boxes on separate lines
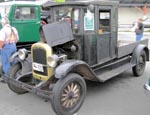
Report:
134,3,150,20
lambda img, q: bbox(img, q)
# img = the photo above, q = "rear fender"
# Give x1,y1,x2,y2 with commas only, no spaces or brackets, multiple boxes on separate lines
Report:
54,60,98,81
131,44,149,64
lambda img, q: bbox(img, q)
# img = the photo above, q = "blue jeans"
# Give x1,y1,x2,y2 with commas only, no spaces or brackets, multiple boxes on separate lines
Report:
136,34,143,41
1,44,17,77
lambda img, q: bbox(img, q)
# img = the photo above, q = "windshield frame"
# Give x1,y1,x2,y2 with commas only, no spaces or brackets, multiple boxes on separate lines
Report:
50,5,83,34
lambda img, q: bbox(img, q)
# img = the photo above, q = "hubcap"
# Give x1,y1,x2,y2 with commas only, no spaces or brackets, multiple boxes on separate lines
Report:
61,82,81,109
137,55,145,72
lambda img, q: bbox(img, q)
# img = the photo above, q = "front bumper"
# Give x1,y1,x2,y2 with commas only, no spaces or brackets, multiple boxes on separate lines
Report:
7,72,53,99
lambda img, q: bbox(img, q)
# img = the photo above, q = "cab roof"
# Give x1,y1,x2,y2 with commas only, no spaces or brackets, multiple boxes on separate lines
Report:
43,0,119,7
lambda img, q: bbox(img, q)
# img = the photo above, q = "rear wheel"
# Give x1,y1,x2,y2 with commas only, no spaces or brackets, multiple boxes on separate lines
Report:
7,63,27,94
132,50,146,76
51,73,86,115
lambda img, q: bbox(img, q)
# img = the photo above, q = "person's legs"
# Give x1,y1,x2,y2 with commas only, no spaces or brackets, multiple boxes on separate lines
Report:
1,44,16,77
1,47,9,83
136,34,142,41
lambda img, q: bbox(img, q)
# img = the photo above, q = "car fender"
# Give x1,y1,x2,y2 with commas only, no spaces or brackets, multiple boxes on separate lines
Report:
131,44,149,64
19,59,32,75
10,53,32,75
54,60,98,81
9,52,19,63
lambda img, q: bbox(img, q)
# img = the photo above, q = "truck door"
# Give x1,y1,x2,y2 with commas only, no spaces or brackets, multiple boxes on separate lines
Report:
11,5,40,43
96,7,117,63
83,6,117,66
83,8,97,65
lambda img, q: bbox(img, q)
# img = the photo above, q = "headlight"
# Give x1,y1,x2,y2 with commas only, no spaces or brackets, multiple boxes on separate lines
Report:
18,48,28,60
47,55,59,68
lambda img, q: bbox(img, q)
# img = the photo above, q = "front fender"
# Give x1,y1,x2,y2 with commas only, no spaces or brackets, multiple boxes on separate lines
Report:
19,54,32,74
131,44,149,64
9,52,18,63
55,60,98,81
10,53,32,75
20,58,32,75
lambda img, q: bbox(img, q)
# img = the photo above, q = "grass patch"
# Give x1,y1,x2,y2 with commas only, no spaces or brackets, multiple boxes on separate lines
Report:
145,29,150,32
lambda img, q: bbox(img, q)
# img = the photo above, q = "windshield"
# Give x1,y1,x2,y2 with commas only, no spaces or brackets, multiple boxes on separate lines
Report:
52,6,80,33
0,5,11,18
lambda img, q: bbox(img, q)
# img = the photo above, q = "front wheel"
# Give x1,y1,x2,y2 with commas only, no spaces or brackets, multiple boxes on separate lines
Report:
51,73,86,115
132,50,146,76
7,63,27,94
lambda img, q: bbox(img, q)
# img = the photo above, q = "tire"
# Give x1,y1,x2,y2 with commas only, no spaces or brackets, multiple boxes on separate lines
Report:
51,73,86,115
7,63,27,94
132,50,146,76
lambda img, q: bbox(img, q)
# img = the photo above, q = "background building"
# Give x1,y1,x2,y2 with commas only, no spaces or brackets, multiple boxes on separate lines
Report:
1,0,150,28
116,0,150,25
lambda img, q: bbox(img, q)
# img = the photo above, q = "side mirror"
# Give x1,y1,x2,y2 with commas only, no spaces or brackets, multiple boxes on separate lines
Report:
88,4,95,13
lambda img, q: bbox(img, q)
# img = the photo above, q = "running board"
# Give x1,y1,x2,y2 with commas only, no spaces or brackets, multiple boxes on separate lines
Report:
96,63,134,82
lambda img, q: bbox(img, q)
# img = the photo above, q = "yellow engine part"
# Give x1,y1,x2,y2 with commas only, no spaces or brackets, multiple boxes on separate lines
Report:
31,42,53,81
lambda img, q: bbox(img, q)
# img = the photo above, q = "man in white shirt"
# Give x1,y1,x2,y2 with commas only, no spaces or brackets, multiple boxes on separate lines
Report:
0,17,19,83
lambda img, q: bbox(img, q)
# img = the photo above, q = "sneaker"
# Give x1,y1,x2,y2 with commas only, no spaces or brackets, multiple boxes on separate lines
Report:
0,79,6,83
0,76,7,84
144,83,150,91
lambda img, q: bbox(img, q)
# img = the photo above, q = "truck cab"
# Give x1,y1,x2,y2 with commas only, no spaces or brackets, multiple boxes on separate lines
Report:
42,1,118,65
6,1,149,115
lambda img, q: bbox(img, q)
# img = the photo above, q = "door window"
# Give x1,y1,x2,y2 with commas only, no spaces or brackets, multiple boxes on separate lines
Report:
99,10,110,34
83,8,95,31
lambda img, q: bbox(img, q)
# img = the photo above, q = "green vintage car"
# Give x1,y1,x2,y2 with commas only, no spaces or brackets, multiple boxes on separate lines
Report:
0,1,49,47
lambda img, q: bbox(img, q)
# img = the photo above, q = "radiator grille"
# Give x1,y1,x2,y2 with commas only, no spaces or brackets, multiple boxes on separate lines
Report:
32,48,48,76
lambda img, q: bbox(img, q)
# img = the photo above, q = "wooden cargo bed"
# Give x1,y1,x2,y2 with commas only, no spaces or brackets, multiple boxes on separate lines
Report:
117,39,149,58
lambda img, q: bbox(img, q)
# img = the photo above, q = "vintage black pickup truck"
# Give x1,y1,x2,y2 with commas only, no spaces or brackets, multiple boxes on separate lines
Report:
4,1,149,115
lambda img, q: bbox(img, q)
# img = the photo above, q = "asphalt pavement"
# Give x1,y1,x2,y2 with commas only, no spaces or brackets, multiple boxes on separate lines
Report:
79,62,150,115
0,62,150,115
